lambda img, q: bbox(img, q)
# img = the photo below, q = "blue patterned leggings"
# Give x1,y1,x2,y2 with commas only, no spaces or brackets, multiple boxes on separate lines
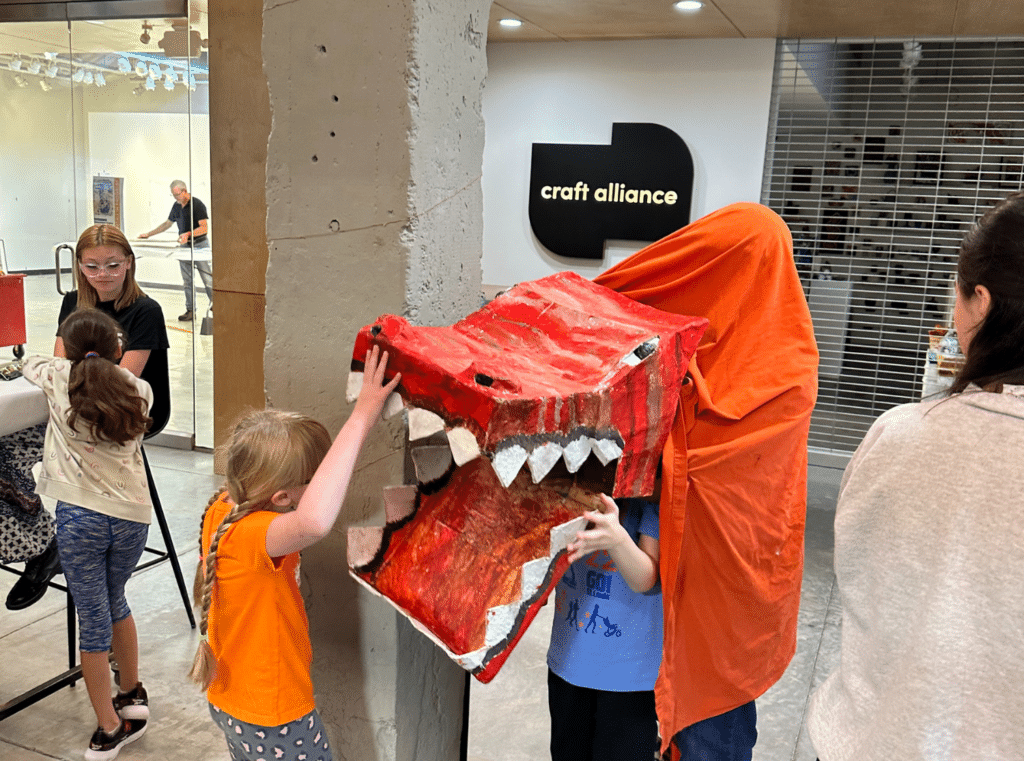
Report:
54,500,148,653
209,704,333,761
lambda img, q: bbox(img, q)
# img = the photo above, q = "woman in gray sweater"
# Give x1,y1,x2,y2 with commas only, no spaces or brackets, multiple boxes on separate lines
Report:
807,191,1024,761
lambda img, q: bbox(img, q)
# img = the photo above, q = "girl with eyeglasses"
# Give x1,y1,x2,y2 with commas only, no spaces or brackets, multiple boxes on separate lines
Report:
56,224,170,435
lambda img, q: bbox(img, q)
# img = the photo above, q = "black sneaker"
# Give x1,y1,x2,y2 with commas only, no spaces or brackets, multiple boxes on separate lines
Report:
84,718,146,761
112,682,149,720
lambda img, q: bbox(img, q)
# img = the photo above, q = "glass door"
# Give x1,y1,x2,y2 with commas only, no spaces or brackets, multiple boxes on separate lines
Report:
0,3,212,448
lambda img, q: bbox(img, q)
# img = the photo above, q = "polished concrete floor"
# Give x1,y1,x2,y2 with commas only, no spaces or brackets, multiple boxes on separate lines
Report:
1,455,843,761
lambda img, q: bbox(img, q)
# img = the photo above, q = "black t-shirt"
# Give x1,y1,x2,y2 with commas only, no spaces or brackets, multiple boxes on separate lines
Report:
58,292,171,436
168,196,209,245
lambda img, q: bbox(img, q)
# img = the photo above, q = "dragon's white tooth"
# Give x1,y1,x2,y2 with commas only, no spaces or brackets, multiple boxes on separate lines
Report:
382,484,418,523
562,436,591,473
447,427,481,466
491,445,528,488
408,408,445,441
591,438,623,466
411,445,453,484
345,371,364,403
382,392,405,419
347,526,384,569
485,602,519,648
520,557,549,597
528,441,563,483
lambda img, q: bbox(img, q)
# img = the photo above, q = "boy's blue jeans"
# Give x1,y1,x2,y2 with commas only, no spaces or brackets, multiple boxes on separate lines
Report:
671,700,757,761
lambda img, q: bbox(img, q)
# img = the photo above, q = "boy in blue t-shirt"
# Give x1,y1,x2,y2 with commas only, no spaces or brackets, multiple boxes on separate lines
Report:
547,496,661,761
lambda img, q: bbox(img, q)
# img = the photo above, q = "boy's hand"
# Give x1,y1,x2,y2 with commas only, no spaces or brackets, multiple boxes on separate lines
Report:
567,494,630,563
354,345,402,422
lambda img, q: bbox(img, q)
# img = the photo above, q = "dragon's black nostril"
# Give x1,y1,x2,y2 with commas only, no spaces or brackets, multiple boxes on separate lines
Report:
371,325,382,337
474,373,494,387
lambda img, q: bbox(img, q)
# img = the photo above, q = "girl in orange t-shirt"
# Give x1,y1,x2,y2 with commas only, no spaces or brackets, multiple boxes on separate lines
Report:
189,346,399,761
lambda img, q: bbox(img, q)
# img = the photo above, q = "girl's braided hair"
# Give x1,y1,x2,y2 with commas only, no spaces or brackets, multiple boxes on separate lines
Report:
188,409,332,689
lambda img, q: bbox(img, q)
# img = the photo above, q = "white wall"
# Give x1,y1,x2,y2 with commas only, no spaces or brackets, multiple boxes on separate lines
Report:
0,73,209,273
0,79,82,272
481,38,777,286
89,111,211,240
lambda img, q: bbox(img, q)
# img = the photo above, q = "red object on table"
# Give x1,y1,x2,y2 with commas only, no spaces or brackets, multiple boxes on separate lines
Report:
0,274,28,348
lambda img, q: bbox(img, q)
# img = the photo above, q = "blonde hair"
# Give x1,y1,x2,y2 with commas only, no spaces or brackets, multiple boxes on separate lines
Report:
74,224,145,311
188,409,332,689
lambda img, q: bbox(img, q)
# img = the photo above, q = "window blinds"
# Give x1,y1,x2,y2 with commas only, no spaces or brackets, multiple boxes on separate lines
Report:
763,38,1024,456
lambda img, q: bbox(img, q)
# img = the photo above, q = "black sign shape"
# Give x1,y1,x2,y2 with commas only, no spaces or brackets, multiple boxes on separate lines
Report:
529,123,694,259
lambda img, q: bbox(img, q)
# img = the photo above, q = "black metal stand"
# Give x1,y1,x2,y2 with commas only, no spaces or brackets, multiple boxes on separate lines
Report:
140,446,196,629
0,581,80,721
0,444,194,720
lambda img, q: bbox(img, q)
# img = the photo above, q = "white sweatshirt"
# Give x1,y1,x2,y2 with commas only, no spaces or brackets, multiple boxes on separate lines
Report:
807,385,1024,761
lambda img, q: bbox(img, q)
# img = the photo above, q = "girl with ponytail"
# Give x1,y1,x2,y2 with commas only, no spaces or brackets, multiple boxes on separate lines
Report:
191,345,399,761
22,307,154,760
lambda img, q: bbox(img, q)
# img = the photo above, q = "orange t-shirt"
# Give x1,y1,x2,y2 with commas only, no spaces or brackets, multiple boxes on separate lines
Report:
201,495,315,726
595,203,818,753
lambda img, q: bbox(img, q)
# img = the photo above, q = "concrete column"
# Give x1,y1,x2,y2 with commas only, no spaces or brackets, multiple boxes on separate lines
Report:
258,1,489,758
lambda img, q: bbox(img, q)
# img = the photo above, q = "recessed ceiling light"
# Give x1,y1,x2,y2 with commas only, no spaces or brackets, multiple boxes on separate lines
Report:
499,18,523,28
674,0,704,10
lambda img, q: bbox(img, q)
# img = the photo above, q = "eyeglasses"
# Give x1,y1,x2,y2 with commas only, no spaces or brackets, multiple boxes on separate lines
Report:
80,260,128,277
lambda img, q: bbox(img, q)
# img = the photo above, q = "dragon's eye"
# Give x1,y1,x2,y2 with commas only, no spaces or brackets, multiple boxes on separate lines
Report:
633,340,658,361
370,325,383,337
474,373,494,387
622,337,660,366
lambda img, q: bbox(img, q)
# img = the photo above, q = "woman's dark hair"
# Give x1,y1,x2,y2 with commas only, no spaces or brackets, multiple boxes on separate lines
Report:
60,308,152,444
950,191,1024,393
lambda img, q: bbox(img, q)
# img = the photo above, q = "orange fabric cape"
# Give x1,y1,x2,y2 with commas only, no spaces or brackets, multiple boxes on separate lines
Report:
594,203,818,754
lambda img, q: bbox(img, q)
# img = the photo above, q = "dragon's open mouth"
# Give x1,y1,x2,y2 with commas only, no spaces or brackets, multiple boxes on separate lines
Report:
346,271,706,681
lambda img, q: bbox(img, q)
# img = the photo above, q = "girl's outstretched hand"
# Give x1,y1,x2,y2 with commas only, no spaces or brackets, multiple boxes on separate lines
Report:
354,345,402,423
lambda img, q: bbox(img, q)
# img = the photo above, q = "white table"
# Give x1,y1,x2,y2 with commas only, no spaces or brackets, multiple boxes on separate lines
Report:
59,238,209,261
0,375,47,437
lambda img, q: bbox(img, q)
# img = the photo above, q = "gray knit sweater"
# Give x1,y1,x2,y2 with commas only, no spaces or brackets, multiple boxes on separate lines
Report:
807,385,1024,761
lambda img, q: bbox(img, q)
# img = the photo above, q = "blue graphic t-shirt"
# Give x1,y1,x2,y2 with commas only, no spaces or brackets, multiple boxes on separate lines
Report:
547,498,662,692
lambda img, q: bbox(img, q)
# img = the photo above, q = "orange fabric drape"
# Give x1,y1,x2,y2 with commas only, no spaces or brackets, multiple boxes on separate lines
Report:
594,203,818,754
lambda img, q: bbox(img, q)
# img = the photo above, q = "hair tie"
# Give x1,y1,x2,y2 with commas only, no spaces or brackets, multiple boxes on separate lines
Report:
85,351,100,358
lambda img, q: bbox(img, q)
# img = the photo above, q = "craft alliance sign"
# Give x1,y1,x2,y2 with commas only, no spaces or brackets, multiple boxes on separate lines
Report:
529,123,694,259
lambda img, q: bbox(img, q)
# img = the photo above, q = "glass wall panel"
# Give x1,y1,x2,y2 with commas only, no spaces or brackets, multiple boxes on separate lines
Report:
1,6,212,448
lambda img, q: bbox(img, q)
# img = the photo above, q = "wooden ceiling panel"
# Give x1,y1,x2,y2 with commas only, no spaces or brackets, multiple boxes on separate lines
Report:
951,0,1024,36
716,0,954,38
488,3,559,42
489,1,741,41
486,0,1024,41
717,0,963,39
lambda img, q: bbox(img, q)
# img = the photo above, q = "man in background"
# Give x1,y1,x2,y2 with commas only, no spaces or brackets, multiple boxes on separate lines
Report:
139,179,211,322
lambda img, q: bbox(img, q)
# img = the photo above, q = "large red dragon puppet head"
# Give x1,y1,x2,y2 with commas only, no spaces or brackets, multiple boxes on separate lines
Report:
346,271,706,682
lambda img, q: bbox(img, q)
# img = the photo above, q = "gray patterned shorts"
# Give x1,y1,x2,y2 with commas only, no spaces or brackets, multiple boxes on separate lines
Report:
208,704,333,761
